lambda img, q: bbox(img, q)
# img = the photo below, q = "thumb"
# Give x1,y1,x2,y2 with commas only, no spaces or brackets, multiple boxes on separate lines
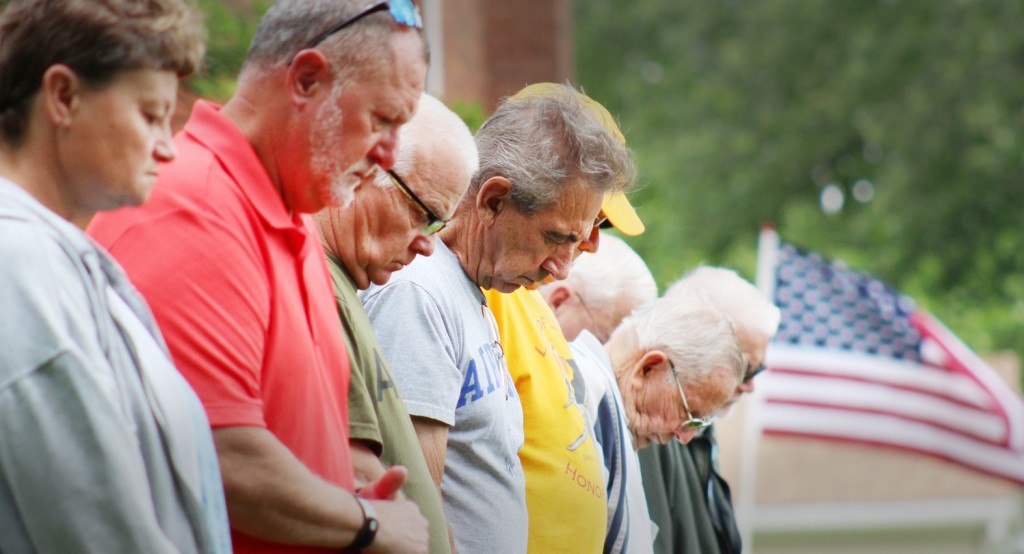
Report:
360,465,408,500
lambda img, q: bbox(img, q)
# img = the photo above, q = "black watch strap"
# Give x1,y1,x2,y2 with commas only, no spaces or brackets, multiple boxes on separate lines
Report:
349,495,379,550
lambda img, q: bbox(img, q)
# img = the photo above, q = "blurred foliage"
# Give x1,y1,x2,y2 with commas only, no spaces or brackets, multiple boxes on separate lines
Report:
188,0,271,102
575,0,1024,363
449,99,488,133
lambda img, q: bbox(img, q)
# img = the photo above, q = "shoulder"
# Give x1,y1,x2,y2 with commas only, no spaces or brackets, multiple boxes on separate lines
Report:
0,218,98,380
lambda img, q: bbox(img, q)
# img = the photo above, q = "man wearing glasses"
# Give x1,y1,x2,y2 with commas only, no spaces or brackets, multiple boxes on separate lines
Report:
560,261,743,553
315,93,476,554
639,267,781,554
89,1,429,552
360,84,634,554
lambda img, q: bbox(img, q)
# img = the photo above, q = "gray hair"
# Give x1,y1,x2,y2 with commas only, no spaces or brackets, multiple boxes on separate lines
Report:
613,292,745,385
564,232,657,320
370,92,478,190
665,266,781,339
471,83,636,214
242,0,425,83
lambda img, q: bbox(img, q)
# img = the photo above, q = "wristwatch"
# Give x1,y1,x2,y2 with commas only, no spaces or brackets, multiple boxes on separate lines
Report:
349,494,379,550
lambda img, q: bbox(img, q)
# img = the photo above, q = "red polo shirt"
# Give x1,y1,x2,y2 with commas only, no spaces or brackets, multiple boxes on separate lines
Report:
89,100,354,553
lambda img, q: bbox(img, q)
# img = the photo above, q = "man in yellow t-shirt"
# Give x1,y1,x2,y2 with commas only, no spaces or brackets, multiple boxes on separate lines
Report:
488,83,645,553
486,287,607,553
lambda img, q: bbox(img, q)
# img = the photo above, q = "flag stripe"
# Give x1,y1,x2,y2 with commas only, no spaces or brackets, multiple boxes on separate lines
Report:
760,373,1008,443
765,344,994,407
761,406,1024,484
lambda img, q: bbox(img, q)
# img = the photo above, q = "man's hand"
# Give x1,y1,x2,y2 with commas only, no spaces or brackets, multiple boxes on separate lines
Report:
359,466,429,554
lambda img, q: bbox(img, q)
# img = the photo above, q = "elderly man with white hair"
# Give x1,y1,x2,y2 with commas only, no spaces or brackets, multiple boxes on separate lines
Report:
568,285,745,553
639,267,781,554
316,92,476,554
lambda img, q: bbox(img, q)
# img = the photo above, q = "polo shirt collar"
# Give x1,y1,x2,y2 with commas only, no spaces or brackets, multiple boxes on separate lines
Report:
183,100,300,231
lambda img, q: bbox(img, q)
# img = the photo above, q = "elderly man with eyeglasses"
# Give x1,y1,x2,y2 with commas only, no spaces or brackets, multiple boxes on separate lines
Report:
359,83,634,554
88,1,430,552
638,267,781,554
560,261,743,554
314,93,475,554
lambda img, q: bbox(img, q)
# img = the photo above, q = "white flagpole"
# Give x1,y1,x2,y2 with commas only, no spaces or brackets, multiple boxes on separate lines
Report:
736,224,780,553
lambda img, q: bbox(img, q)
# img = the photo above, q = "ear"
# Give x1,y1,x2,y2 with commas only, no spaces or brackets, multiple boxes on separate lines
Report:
40,64,81,129
637,349,669,378
476,176,513,225
545,283,573,311
286,50,330,107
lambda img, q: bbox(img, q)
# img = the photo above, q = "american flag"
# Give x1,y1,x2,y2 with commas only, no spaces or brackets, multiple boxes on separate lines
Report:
756,226,1024,485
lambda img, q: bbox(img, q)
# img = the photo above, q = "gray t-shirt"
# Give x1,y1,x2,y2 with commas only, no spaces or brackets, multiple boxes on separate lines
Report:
360,241,528,554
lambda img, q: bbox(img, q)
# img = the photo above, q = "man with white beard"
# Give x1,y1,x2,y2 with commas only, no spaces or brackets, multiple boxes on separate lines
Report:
88,1,429,552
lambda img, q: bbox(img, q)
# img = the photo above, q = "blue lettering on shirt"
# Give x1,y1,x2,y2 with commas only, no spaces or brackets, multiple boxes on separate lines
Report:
457,359,485,408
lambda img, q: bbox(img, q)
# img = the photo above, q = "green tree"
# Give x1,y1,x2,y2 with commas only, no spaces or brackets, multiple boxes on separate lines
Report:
576,0,1024,362
189,0,271,102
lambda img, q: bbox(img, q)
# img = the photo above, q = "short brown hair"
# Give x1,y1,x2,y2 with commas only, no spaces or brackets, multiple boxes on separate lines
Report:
0,0,206,143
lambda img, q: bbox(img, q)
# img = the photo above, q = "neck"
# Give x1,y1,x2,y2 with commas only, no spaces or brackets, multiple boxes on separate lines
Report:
440,210,485,285
0,128,81,224
221,72,289,209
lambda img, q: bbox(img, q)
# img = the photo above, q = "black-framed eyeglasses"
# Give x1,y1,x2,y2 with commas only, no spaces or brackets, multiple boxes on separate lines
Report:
743,361,767,383
291,0,423,63
387,169,448,236
670,362,714,432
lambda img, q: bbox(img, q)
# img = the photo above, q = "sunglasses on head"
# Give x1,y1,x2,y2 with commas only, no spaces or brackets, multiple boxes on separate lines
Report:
291,0,423,63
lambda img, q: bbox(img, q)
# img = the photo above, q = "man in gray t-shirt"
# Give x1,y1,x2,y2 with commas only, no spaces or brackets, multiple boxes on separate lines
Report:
361,241,526,554
360,83,634,553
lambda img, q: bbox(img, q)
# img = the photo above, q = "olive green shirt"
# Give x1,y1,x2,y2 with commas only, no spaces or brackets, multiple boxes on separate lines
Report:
326,253,452,554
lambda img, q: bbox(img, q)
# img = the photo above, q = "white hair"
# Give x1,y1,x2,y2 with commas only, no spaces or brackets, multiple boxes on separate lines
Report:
612,292,744,384
565,233,657,316
665,266,781,339
372,92,479,190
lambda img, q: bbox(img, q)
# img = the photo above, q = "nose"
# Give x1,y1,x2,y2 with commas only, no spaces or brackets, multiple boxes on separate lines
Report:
154,124,176,162
410,234,435,258
738,379,756,394
674,427,699,445
368,129,399,170
577,225,601,255
541,247,574,281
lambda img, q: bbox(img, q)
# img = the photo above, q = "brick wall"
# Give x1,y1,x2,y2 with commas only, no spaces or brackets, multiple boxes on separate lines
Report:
439,0,572,112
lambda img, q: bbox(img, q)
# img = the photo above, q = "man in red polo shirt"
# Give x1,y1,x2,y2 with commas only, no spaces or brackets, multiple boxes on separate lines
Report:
88,1,429,552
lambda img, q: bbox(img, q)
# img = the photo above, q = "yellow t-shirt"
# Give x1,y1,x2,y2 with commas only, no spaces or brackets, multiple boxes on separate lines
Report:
485,287,607,553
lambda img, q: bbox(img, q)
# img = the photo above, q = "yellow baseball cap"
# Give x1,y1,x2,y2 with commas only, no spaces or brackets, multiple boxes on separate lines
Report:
510,83,645,236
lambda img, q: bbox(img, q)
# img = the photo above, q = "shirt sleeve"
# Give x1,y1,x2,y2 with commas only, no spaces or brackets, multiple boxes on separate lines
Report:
339,315,384,454
99,208,271,428
361,280,464,426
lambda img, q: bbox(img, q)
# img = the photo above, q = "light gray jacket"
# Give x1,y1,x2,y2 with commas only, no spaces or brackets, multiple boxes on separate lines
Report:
0,180,230,553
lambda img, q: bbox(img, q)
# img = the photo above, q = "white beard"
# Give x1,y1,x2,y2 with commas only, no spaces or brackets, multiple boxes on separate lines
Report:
309,86,365,208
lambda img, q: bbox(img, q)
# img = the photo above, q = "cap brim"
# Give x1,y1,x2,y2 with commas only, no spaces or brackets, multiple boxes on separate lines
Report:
603,192,644,236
